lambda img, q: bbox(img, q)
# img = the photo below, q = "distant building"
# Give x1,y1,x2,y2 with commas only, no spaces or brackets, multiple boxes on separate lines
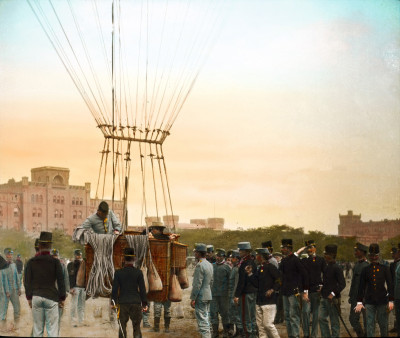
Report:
338,210,400,244
0,166,123,235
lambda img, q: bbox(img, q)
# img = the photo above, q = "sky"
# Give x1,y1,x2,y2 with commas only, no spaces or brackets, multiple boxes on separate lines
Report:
0,0,399,234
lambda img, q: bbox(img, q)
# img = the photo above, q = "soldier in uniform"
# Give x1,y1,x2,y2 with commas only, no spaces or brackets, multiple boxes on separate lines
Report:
319,244,346,338
279,238,309,338
0,255,10,332
233,242,258,338
2,248,21,330
191,243,214,338
207,245,217,263
355,243,394,337
247,248,281,338
228,250,242,337
210,248,231,338
24,231,66,337
67,249,86,327
51,249,70,336
261,241,279,268
348,242,369,337
82,201,121,234
300,239,326,338
390,244,400,334
14,254,23,283
111,247,148,338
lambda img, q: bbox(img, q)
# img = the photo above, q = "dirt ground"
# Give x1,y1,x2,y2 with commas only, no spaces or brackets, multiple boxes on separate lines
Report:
1,270,397,337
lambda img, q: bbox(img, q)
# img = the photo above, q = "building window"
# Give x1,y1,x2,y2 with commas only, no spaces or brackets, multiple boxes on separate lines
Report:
60,210,64,218
13,208,19,217
78,211,82,219
53,196,57,203
72,197,75,205
54,209,58,218
32,208,37,217
31,194,35,203
35,194,39,203
80,198,83,206
39,195,43,204
56,196,60,204
61,196,64,205
38,208,42,217
33,222,36,232
73,211,77,219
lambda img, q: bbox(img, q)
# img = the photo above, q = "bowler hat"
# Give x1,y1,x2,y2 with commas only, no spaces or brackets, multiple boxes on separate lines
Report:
281,239,293,248
206,245,214,253
369,243,380,255
39,231,52,243
74,249,82,256
354,242,368,253
230,250,240,258
216,248,226,257
195,243,207,253
324,244,337,256
4,248,13,255
256,248,270,255
123,247,136,257
238,242,251,250
261,241,273,249
305,239,315,247
51,249,59,256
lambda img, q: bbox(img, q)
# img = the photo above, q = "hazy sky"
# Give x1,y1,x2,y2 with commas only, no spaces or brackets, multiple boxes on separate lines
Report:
0,0,399,233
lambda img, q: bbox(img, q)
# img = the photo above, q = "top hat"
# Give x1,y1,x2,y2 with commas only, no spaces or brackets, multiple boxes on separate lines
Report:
39,231,53,243
281,239,293,248
305,239,315,247
216,248,226,257
4,248,13,255
261,241,273,249
230,249,240,258
194,243,207,253
74,249,82,256
51,249,59,256
354,242,368,253
324,244,337,256
0,256,7,270
256,248,270,255
206,245,214,253
368,243,380,255
123,247,136,257
34,238,40,249
238,242,252,250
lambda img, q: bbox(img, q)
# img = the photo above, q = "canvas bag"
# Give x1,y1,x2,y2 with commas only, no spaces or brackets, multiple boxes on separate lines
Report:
147,258,163,291
177,268,189,289
168,273,182,302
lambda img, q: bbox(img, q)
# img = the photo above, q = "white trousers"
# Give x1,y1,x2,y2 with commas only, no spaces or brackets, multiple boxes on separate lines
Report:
256,304,280,338
32,296,59,337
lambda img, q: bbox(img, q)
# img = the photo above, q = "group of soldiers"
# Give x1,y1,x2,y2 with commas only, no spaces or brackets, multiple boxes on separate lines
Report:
190,239,400,338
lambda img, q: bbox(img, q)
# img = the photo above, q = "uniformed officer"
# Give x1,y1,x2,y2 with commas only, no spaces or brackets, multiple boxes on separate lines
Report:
233,242,258,338
15,254,23,283
279,238,309,338
67,249,86,327
249,248,281,338
319,244,346,338
355,243,394,337
24,231,66,337
348,242,369,337
210,248,231,338
261,241,279,268
2,248,21,330
390,244,400,334
300,239,326,338
0,255,10,332
228,250,242,337
206,245,216,264
51,249,70,336
111,247,148,338
191,243,214,338
82,201,121,234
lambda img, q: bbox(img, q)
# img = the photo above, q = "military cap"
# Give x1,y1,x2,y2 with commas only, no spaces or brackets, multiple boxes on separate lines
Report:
39,231,52,243
74,249,82,256
324,244,337,256
255,248,270,255
150,221,166,230
216,248,226,257
34,238,40,249
368,243,379,255
238,242,251,250
0,256,7,270
123,247,135,257
354,242,368,253
230,250,240,258
194,243,207,252
206,245,214,253
51,249,59,256
17,254,21,258
305,239,315,247
261,241,273,249
281,239,293,248
4,248,13,255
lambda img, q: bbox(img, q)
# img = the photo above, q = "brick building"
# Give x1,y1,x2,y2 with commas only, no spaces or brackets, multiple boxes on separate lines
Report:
0,166,123,235
338,210,400,244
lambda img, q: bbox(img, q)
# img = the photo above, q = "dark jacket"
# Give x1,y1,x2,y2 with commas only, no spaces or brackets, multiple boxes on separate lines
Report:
67,259,83,289
24,252,66,303
112,265,147,305
279,253,309,296
321,261,346,299
15,259,23,274
301,255,325,293
250,261,281,305
234,255,258,297
349,259,369,303
357,262,393,305
212,261,231,297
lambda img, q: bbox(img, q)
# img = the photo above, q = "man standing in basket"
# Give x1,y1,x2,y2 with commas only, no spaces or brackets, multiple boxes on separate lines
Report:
24,231,66,337
112,247,148,338
191,243,214,338
82,201,121,234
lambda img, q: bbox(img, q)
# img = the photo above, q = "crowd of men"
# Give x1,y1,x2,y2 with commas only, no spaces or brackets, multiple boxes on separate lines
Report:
190,239,400,338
